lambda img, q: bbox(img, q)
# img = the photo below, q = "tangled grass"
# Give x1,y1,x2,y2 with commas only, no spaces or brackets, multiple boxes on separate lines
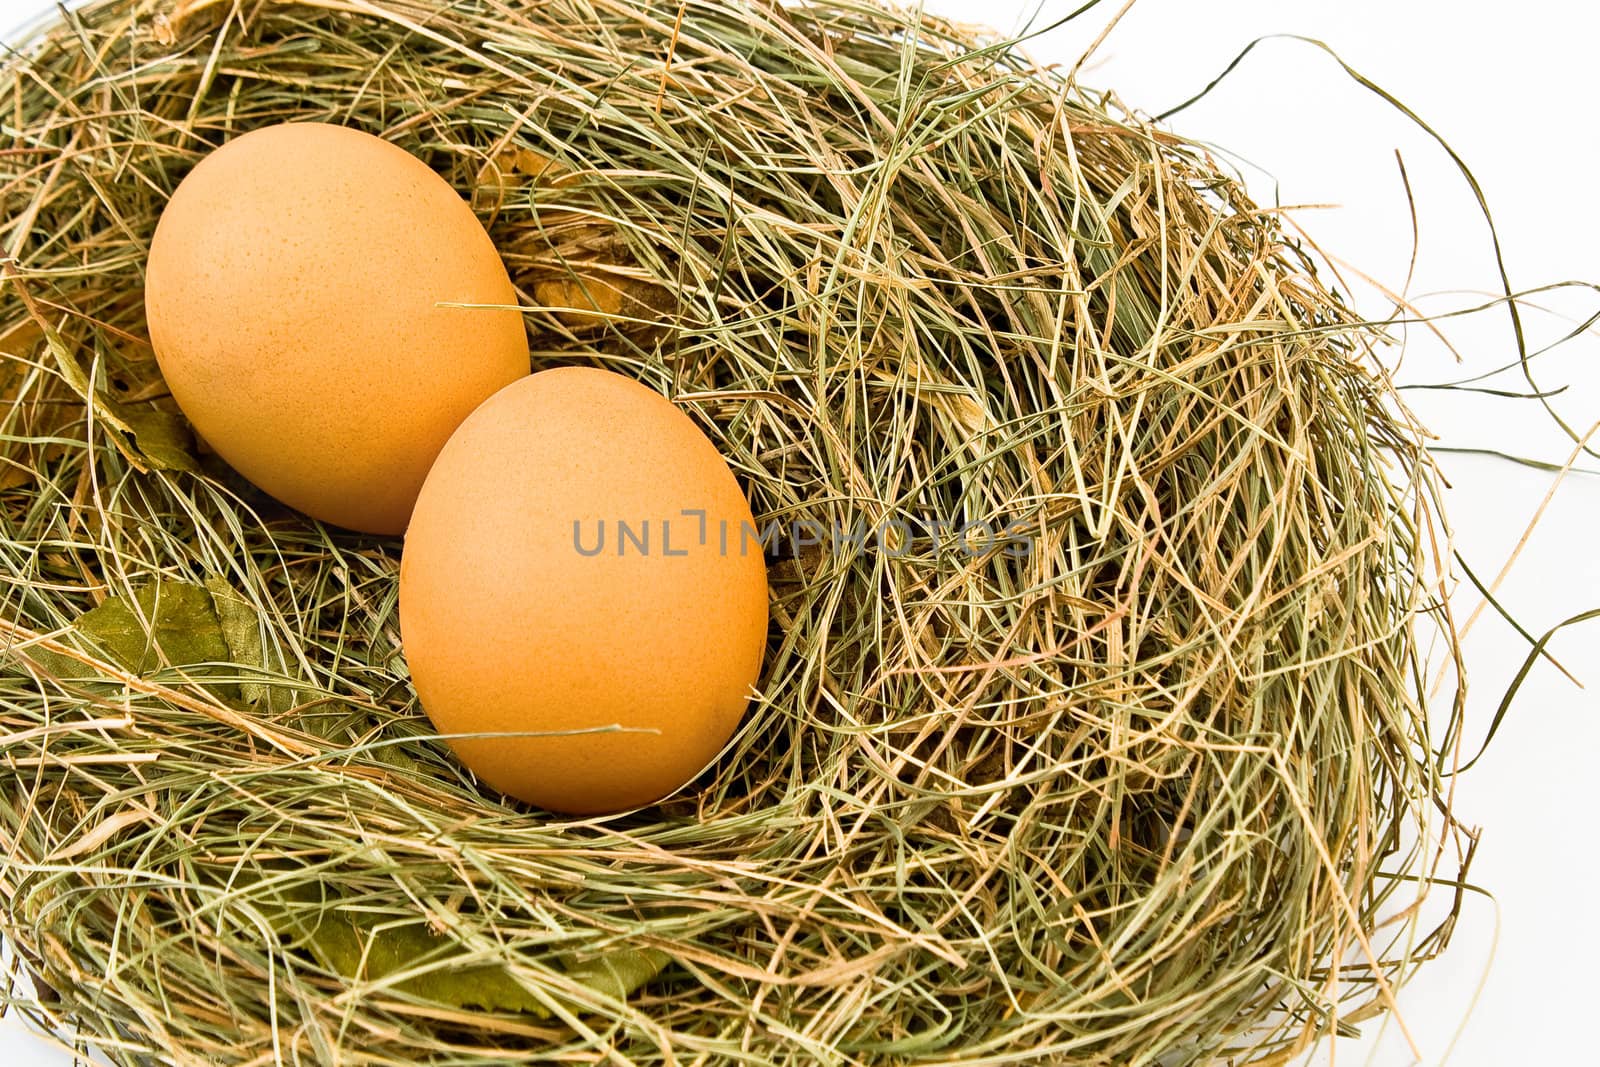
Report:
1,0,1475,1063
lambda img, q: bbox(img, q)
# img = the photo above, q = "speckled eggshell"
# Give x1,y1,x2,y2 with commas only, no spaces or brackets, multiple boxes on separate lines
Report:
144,122,528,534
398,367,770,815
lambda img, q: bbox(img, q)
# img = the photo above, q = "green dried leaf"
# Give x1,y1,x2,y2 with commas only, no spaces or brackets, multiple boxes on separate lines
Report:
365,734,426,774
557,946,671,1003
77,580,229,675
291,907,553,1016
204,577,274,708
204,578,262,667
263,883,667,1017
15,579,273,697
109,402,201,473
30,316,198,473
7,643,80,680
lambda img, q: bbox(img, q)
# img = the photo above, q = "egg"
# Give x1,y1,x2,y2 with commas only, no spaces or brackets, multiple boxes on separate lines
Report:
398,368,769,814
144,122,528,534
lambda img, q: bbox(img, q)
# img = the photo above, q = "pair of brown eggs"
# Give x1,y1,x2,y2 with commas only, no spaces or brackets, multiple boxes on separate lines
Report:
145,123,768,815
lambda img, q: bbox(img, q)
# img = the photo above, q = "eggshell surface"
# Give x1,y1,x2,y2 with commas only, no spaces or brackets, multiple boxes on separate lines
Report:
144,122,528,534
399,368,770,814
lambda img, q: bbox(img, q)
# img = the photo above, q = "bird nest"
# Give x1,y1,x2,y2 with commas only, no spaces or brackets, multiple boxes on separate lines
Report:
0,0,1474,1063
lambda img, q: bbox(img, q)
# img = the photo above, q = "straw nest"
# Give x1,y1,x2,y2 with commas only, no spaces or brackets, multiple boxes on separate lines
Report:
1,0,1475,1063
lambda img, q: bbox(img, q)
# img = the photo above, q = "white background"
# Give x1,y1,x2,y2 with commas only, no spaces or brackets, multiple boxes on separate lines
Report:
3,1,1596,1064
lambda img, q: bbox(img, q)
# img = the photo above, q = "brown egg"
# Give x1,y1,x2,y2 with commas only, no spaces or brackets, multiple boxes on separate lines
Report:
144,122,528,534
399,368,769,814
